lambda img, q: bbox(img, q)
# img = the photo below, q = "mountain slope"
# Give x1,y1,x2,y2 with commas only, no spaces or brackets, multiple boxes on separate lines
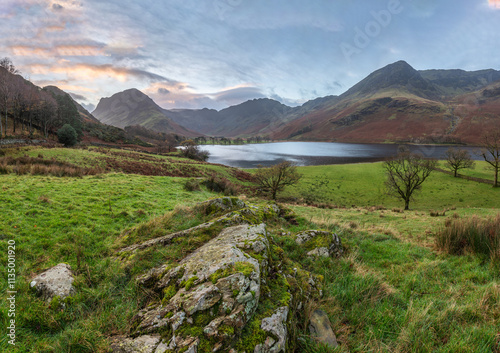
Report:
43,85,100,124
92,89,199,137
272,61,500,144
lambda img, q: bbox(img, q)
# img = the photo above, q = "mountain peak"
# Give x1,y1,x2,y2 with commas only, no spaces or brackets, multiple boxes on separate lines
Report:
342,60,437,99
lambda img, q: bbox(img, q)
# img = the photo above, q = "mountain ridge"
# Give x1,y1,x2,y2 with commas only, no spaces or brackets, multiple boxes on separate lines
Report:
91,61,500,144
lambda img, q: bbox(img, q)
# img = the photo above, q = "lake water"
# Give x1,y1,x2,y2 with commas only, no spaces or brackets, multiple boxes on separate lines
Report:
202,142,481,168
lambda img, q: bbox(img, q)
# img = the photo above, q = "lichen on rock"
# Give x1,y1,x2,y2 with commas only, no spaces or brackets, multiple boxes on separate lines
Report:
132,223,270,352
295,230,343,258
30,263,75,302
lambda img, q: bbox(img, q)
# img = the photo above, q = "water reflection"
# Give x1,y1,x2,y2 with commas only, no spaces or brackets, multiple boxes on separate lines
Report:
202,142,480,168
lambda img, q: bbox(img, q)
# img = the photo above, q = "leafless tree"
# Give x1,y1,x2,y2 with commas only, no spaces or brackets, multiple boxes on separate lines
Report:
384,146,437,210
480,129,500,187
0,58,20,75
445,147,475,177
254,161,302,200
37,91,58,138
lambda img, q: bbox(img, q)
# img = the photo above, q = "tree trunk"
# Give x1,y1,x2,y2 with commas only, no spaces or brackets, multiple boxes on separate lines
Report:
404,199,410,210
272,190,277,200
454,169,457,177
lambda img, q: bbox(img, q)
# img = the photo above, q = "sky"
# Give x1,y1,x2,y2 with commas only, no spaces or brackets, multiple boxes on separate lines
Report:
1,0,500,112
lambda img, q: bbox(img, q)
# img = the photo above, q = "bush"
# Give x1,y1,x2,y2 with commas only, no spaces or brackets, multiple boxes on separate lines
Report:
436,214,500,260
203,173,239,195
184,179,201,191
181,140,210,161
57,124,78,147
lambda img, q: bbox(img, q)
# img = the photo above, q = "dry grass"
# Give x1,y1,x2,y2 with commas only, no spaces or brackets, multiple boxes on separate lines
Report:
436,214,500,260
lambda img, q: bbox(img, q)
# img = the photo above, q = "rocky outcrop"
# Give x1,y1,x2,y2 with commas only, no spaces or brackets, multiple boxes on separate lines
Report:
130,223,270,352
30,263,75,302
112,199,327,352
295,230,343,258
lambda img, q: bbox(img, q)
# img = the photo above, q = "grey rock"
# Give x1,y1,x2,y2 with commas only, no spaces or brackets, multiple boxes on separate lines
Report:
307,247,330,257
135,224,269,351
329,233,343,258
30,263,75,302
110,335,161,353
254,306,289,353
309,309,338,348
198,197,247,215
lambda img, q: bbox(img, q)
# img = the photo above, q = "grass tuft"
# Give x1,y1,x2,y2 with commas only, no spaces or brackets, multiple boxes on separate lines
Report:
436,214,500,260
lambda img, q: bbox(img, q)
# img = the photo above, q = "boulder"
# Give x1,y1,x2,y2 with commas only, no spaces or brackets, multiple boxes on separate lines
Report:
30,263,75,302
308,309,338,348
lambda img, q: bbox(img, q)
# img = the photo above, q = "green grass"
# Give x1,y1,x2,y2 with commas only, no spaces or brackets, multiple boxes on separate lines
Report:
275,222,500,352
437,160,497,182
2,146,500,352
0,170,219,352
281,162,500,210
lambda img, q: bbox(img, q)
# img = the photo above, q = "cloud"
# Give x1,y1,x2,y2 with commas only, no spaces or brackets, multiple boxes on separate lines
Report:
211,85,265,106
31,63,170,82
11,44,105,57
488,0,500,9
52,3,64,11
68,92,87,101
82,103,96,112
143,82,267,110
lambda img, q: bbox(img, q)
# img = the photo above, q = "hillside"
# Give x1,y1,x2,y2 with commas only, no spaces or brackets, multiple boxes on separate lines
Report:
43,85,101,124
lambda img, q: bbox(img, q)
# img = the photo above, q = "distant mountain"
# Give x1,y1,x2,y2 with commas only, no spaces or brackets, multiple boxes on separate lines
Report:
92,89,200,137
43,85,100,124
92,61,500,145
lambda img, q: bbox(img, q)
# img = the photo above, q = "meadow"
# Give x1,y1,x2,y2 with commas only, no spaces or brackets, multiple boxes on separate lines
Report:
0,146,499,352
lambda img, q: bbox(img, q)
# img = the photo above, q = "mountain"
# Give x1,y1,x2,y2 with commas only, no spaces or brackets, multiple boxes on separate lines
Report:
341,60,440,100
272,61,500,144
95,92,296,138
43,85,100,124
92,89,200,137
92,61,500,144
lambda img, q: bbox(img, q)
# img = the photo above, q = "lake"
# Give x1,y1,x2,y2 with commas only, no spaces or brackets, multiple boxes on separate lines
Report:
202,142,481,168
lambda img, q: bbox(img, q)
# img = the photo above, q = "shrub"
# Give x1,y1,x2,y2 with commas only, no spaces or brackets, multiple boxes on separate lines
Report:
203,173,239,195
57,124,78,147
436,214,500,260
184,179,201,191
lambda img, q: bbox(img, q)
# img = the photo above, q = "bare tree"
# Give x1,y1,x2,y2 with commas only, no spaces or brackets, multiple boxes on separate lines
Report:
254,161,302,200
0,58,20,75
480,129,500,187
0,69,12,137
0,58,20,136
384,147,437,210
37,91,58,138
445,148,475,177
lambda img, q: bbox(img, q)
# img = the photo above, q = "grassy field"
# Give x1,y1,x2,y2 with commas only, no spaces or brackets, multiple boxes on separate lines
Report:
1,146,499,352
281,162,500,210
